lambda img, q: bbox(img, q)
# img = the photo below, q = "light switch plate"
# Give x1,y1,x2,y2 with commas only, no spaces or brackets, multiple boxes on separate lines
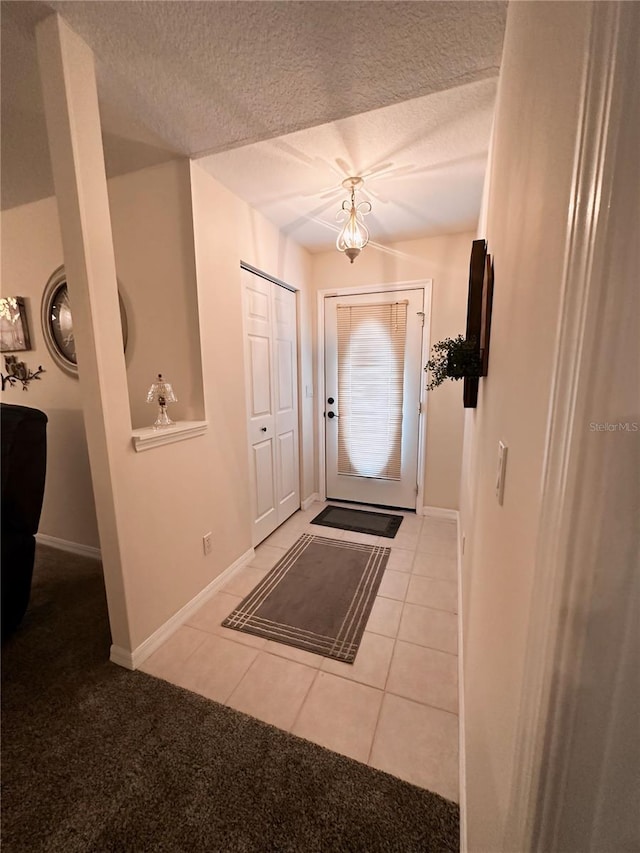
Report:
496,441,508,505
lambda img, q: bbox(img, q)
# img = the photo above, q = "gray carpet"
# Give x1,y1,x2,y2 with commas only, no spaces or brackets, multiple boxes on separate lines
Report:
1,545,459,853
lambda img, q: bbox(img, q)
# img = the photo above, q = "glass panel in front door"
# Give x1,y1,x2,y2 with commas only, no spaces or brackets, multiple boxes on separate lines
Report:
325,289,424,509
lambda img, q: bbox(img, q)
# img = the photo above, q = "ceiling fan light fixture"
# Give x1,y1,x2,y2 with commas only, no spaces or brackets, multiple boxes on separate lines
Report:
336,176,371,263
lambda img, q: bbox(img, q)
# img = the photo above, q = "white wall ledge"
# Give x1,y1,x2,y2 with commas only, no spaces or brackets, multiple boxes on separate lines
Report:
131,420,208,452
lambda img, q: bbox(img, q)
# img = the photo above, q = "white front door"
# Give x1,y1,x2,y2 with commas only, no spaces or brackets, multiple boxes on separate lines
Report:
324,288,425,509
242,269,300,545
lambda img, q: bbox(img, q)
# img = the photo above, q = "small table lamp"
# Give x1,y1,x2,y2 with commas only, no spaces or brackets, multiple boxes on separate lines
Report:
146,373,177,428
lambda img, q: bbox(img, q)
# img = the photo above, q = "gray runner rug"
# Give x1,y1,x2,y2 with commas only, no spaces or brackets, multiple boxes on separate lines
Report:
222,533,390,663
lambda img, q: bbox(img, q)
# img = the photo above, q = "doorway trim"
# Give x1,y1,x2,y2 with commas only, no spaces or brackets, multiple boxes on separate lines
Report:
502,4,638,849
317,280,432,513
240,260,296,293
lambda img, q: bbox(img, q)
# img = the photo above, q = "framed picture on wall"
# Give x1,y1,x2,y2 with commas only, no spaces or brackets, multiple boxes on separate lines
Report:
0,296,32,352
463,240,494,408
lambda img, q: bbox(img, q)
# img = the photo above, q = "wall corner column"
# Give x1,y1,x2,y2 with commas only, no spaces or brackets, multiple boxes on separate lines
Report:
36,13,133,651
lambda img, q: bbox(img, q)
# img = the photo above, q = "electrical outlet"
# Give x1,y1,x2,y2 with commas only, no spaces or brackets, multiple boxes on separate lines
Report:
202,532,213,555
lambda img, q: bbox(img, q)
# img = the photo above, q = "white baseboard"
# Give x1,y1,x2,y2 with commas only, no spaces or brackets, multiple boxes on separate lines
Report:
301,492,321,511
421,505,459,523
110,546,255,671
457,526,467,852
36,533,101,560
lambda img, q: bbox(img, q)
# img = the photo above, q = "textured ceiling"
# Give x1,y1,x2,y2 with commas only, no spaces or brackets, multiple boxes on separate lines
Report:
1,1,181,210
1,0,506,245
200,77,498,251
47,0,506,156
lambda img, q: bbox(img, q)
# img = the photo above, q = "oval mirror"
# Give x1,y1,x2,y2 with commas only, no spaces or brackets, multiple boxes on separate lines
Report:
41,265,128,377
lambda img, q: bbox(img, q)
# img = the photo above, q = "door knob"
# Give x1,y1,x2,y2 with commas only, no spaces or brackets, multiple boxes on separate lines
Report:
261,426,267,432
327,411,336,419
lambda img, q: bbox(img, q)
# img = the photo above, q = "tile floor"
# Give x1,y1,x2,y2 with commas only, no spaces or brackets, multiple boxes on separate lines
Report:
140,501,460,803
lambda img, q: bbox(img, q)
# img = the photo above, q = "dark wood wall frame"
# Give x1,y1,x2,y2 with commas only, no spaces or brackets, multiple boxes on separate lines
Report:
463,239,494,408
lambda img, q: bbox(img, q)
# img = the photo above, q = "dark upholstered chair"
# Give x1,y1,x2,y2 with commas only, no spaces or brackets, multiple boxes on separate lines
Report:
1,403,47,639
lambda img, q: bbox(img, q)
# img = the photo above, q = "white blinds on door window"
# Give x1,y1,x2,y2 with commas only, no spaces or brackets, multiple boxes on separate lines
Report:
336,301,408,480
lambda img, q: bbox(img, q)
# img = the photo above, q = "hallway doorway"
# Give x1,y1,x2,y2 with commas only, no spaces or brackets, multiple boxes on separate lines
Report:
320,284,430,510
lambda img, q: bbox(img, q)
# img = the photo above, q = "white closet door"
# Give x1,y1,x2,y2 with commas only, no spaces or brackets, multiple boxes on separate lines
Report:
242,269,300,546
243,272,278,544
272,284,300,525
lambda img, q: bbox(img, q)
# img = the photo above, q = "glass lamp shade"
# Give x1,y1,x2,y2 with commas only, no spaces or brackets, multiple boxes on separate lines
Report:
336,187,371,264
146,373,178,428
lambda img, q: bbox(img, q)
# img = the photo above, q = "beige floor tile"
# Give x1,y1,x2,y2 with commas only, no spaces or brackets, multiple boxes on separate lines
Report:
286,510,317,530
398,604,458,655
248,544,287,570
320,631,395,689
423,515,458,538
227,652,317,730
175,634,259,703
385,547,415,573
406,575,457,613
186,592,267,649
378,570,410,601
279,511,309,530
390,529,420,550
369,694,459,802
292,671,383,762
304,524,346,540
286,509,322,530
365,596,403,637
395,515,423,535
221,565,269,597
263,639,325,668
417,528,457,557
295,504,328,525
139,626,208,682
264,524,305,550
412,551,458,581
386,641,458,713
341,531,381,546
139,497,462,798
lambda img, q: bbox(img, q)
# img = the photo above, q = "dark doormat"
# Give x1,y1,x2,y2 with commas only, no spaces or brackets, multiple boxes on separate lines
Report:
311,504,404,538
222,533,390,662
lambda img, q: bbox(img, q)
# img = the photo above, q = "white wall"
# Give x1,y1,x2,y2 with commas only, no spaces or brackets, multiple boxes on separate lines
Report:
189,162,315,504
1,159,206,548
2,143,314,657
10,177,310,652
108,159,204,429
1,196,100,548
518,4,640,851
460,4,590,846
312,232,473,510
97,162,313,651
458,2,639,850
